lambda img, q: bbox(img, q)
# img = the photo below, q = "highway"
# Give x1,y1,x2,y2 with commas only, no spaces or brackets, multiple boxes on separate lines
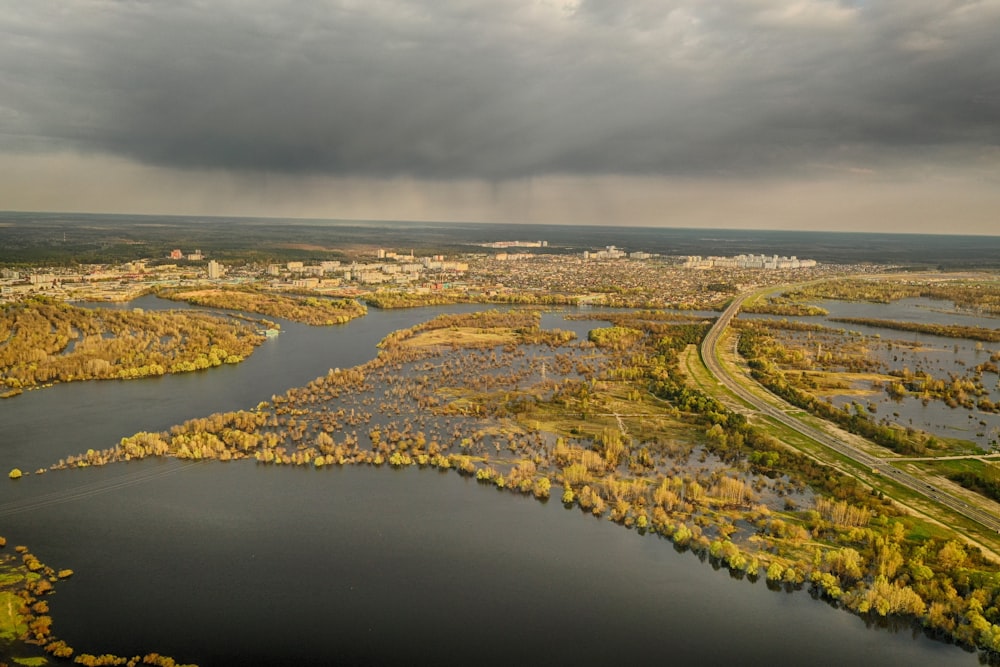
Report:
700,292,1000,535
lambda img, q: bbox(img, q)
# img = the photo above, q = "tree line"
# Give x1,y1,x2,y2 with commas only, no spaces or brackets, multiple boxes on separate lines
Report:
158,287,367,325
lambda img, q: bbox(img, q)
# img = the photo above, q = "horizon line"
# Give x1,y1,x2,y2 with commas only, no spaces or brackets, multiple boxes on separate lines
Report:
2,209,999,239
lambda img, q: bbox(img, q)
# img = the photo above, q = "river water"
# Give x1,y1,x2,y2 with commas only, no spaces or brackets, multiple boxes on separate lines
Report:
0,298,984,665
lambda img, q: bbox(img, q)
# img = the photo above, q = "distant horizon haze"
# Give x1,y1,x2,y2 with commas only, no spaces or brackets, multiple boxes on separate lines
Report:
0,168,997,240
3,211,999,267
1,206,999,239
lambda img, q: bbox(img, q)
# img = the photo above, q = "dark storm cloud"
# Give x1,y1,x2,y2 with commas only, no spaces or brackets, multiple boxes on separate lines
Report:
1,0,997,179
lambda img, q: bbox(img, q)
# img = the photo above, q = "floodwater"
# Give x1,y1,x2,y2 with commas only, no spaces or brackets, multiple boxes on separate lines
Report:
0,298,984,665
743,296,1000,449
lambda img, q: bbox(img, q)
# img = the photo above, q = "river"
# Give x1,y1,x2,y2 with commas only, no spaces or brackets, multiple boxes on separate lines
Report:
0,298,984,666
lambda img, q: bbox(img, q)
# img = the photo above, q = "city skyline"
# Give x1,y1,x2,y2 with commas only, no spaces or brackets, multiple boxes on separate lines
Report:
1,2,998,235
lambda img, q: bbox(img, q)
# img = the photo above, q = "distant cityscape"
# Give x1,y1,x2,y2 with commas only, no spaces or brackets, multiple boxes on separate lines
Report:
1,241,823,305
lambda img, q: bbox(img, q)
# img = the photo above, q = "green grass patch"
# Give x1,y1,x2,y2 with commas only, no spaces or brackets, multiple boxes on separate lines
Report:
403,327,516,349
1,589,29,643
0,571,25,587
921,459,1000,478
12,657,49,666
904,519,953,544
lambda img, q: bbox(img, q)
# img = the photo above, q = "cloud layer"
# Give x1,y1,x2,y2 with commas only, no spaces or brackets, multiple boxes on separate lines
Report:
2,0,998,182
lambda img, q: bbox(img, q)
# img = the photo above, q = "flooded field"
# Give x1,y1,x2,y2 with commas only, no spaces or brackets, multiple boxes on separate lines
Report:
743,296,1000,450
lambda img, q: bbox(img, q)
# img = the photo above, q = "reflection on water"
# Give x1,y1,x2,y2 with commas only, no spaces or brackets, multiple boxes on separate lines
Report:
8,464,981,667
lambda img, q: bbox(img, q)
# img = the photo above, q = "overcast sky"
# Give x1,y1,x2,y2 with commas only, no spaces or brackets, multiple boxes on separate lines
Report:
1,1,998,233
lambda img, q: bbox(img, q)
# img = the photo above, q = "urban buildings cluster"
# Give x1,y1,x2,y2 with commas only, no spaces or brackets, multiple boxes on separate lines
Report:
478,240,548,248
271,253,469,288
582,246,656,260
583,246,627,260
1,240,836,307
0,247,472,302
682,254,817,270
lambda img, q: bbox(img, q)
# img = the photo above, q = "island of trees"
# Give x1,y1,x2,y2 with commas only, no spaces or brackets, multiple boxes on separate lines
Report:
0,288,377,399
156,288,367,326
0,297,265,397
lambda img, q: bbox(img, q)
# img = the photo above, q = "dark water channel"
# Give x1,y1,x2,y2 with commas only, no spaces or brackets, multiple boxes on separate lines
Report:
0,298,984,665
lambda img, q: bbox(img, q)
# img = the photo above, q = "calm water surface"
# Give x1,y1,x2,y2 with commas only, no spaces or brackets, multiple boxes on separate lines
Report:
0,299,985,665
